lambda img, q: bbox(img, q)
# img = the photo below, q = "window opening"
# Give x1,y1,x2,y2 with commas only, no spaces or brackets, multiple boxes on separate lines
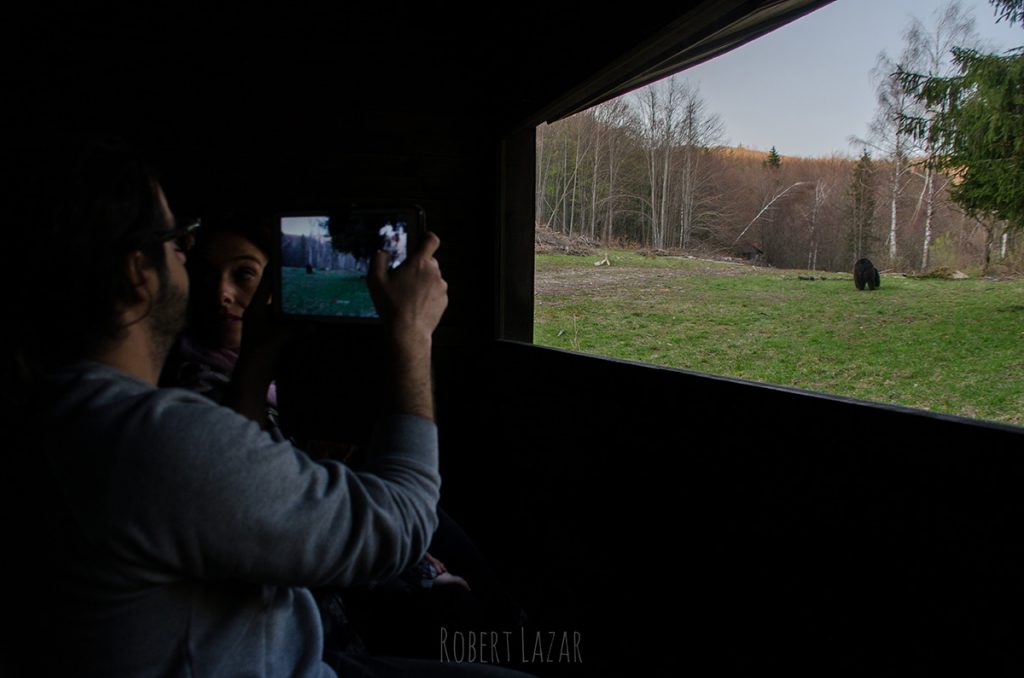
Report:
533,0,1024,427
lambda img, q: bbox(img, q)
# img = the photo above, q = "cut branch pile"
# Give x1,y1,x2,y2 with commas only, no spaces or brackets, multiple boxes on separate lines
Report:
535,225,600,256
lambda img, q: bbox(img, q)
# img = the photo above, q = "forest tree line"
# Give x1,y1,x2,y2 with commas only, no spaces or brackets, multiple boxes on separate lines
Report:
536,0,1023,274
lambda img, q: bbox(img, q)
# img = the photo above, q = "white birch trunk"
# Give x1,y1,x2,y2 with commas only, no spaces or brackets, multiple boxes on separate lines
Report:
889,153,900,262
920,166,934,271
648,147,659,248
590,124,600,240
568,130,580,238
659,143,670,249
606,141,617,244
536,125,545,227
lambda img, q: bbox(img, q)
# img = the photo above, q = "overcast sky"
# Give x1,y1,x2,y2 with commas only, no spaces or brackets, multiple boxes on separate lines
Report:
672,0,1022,158
281,216,327,237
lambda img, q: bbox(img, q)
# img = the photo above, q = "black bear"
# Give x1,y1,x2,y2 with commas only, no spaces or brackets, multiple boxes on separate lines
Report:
854,258,880,291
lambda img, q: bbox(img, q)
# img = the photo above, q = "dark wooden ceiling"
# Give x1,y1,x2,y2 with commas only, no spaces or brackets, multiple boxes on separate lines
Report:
3,2,842,136
0,2,830,211
2,4,698,135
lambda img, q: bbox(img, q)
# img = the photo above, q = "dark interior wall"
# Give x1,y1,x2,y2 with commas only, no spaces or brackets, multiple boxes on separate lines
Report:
442,342,1024,675
443,127,1024,674
466,81,1024,675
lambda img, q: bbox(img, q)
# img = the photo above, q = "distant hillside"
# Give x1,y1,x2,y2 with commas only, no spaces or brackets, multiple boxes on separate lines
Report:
709,145,855,161
710,145,774,161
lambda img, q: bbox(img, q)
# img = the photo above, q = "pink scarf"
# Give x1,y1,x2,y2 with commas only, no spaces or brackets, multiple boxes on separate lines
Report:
173,332,277,407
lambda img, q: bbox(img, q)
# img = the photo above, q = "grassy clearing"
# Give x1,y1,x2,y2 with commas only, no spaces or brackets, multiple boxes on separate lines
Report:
535,251,1024,427
281,267,377,317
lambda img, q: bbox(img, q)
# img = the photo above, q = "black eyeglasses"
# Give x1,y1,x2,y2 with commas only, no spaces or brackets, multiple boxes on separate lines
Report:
158,218,201,252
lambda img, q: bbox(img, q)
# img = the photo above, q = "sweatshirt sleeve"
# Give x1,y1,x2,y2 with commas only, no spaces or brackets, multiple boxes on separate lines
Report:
106,390,442,589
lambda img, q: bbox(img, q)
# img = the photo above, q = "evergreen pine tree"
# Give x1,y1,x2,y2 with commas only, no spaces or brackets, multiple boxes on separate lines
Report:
846,150,877,261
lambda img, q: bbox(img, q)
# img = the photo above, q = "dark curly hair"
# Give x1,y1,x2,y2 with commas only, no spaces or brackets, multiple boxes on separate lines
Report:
9,136,171,370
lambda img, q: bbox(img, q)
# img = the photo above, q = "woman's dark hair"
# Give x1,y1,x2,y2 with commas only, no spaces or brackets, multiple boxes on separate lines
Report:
192,210,275,260
10,136,169,369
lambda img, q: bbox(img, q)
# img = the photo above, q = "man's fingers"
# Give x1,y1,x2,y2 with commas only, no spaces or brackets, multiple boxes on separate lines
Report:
369,249,391,282
372,230,436,278
416,231,441,260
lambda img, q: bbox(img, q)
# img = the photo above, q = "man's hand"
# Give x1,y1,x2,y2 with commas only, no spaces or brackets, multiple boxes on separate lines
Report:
368,231,448,344
424,552,471,591
367,232,448,421
239,264,286,361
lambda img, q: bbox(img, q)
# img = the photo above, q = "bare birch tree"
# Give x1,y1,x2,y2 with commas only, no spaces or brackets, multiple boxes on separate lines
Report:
903,0,979,270
803,169,837,271
635,77,686,249
676,88,723,249
593,98,633,244
630,76,726,250
536,123,548,227
861,44,924,266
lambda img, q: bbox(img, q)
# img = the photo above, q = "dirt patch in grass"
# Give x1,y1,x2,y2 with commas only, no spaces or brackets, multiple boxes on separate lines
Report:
537,253,779,298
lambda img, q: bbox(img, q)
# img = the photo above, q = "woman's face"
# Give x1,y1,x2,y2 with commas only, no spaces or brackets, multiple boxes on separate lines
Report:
190,231,268,350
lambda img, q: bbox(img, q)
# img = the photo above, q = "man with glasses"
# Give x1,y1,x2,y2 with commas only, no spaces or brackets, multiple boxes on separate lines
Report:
7,139,526,677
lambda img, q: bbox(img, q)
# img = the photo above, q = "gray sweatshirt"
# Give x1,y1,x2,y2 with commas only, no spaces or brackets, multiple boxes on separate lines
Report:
39,361,441,677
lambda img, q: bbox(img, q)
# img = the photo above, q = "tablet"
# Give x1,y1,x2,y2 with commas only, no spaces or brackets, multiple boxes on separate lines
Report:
275,206,424,321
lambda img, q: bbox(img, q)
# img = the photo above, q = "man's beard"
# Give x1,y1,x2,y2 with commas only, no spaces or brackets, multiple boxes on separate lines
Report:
148,267,189,367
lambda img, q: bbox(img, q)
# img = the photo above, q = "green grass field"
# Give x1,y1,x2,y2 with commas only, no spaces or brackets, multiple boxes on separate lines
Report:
281,266,377,317
535,251,1024,427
